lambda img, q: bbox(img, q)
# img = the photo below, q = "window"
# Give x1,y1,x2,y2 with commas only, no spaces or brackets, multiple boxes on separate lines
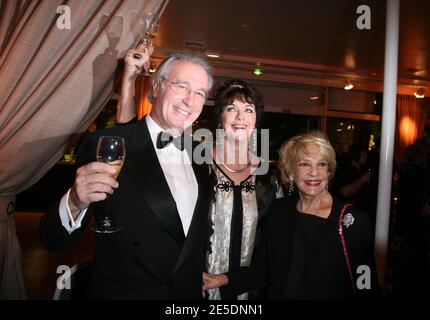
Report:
326,117,380,155
264,112,320,160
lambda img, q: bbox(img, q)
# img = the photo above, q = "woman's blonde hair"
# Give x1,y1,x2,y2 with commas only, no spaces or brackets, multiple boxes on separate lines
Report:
278,131,337,185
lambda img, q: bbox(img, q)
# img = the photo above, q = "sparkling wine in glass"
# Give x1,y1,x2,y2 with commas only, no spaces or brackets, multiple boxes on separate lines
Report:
134,18,159,76
91,136,125,234
142,18,159,47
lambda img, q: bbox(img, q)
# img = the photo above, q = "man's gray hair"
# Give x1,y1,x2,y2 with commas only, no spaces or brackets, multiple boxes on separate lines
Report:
149,52,213,103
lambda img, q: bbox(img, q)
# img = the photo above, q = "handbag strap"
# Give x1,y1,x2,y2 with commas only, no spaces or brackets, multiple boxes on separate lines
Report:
338,203,356,295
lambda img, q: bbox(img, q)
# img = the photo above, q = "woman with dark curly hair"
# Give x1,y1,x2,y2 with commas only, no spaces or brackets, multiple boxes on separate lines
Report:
205,79,282,300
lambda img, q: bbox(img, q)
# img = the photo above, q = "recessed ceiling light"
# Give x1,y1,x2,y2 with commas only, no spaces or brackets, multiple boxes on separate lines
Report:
253,63,263,76
205,51,220,58
344,81,354,90
414,87,425,98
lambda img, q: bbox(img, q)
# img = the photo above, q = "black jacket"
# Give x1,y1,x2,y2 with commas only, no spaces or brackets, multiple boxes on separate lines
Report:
227,197,381,300
40,118,211,299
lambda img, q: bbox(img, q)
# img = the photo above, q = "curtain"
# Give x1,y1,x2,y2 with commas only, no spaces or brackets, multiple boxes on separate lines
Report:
136,75,152,119
0,0,167,299
395,95,428,164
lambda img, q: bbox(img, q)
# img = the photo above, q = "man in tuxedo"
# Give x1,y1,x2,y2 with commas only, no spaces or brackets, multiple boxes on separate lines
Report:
40,50,213,299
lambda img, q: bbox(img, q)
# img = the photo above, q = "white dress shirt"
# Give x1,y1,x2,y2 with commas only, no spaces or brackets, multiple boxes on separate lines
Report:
145,114,198,235
59,114,198,236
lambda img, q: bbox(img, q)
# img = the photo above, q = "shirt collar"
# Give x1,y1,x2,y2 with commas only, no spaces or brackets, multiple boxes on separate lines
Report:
146,114,163,147
146,113,163,135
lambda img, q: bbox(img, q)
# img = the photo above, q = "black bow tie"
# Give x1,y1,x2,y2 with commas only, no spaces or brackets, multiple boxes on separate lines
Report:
156,132,185,151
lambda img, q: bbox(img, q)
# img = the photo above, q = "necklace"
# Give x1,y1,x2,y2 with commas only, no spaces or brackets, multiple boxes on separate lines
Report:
221,162,250,173
213,146,251,174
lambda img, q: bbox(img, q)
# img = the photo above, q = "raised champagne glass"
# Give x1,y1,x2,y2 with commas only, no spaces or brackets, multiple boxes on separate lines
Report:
142,18,159,46
133,18,159,75
91,135,125,234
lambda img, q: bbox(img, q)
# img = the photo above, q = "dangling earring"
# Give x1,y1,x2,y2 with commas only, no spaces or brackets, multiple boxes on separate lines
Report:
288,179,295,197
325,183,329,192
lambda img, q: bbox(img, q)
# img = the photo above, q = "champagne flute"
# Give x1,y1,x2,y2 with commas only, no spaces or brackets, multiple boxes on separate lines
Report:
133,18,159,75
142,18,159,47
91,136,125,234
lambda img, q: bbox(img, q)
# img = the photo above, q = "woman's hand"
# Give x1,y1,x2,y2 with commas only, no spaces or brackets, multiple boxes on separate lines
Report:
116,43,154,123
123,43,154,80
202,272,229,291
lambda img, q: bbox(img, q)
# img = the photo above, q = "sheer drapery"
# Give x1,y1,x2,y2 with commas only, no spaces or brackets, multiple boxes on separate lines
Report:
0,0,166,299
395,95,428,163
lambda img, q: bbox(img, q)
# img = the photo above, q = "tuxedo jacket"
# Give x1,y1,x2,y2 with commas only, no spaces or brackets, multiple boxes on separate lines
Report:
227,197,381,300
40,118,212,299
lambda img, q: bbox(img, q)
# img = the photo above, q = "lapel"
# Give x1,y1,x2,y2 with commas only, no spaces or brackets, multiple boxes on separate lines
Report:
124,119,186,245
171,142,212,275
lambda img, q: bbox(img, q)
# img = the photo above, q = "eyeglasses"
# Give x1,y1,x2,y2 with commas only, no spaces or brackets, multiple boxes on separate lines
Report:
161,77,207,103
